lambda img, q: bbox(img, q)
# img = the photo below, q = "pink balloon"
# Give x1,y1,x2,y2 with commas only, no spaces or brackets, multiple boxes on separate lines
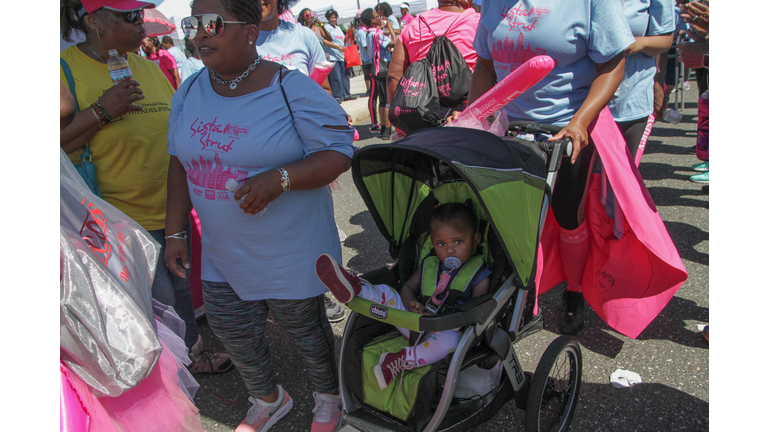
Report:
458,55,555,122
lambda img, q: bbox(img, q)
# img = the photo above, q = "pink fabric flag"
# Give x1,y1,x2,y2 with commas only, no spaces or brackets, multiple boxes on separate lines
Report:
534,107,688,339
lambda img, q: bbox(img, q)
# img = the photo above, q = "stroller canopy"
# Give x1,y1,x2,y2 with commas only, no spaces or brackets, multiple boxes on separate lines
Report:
351,127,550,287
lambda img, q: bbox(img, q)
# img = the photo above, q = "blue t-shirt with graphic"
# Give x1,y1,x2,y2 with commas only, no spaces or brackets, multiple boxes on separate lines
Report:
324,24,346,62
167,69,354,300
473,0,634,125
257,20,327,75
608,0,675,122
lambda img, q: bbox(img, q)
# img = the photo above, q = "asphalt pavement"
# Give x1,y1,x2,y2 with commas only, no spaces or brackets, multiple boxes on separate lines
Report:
191,74,709,432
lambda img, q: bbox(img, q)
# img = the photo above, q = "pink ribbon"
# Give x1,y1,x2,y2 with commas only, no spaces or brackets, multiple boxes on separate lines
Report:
431,272,451,306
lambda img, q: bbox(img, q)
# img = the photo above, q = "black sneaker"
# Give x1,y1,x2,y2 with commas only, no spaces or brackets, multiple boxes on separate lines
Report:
369,123,381,132
324,295,346,323
559,291,585,334
686,145,697,155
380,127,391,140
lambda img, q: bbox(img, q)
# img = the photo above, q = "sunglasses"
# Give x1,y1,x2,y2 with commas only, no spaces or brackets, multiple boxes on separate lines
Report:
181,14,247,38
117,9,144,23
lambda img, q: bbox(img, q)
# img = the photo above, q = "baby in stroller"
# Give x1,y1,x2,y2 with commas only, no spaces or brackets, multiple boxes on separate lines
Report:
316,201,490,390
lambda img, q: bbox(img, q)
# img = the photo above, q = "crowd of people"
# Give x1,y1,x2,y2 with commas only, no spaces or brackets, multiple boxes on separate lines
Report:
60,0,707,431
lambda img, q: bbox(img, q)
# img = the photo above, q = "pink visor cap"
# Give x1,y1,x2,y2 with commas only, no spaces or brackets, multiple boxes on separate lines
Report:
81,0,156,13
355,8,365,19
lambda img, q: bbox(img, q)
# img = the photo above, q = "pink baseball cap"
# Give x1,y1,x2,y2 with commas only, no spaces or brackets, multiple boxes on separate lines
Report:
355,8,365,19
81,0,156,14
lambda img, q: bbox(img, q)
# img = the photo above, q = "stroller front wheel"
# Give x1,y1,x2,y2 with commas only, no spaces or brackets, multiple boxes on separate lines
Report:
524,336,583,432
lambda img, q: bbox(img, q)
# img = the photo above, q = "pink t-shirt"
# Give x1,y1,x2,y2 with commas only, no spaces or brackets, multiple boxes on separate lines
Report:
147,49,178,89
399,8,480,70
400,13,415,27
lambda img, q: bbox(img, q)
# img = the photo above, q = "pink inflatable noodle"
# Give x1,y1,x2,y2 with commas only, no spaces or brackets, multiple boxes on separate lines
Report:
309,61,334,85
457,55,555,122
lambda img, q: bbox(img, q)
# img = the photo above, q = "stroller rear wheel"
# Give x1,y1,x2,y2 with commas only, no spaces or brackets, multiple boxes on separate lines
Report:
524,336,582,432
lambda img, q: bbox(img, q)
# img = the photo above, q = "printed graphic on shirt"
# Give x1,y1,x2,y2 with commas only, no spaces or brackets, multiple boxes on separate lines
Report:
491,4,550,72
186,153,249,200
126,101,171,115
262,52,299,67
189,116,250,153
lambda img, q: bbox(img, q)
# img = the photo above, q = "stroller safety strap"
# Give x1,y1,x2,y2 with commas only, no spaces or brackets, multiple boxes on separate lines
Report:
421,256,485,300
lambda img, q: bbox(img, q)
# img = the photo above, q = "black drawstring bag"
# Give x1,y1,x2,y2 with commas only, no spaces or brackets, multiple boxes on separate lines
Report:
389,57,442,134
425,17,472,108
389,15,472,134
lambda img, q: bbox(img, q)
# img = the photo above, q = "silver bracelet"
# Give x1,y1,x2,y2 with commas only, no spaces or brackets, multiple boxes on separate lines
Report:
277,167,290,192
164,230,188,240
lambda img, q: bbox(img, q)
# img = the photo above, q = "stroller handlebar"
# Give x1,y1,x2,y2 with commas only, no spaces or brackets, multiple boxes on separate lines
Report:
506,122,572,171
535,138,573,160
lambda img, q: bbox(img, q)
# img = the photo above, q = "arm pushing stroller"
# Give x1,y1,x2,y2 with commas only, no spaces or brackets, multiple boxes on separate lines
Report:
338,125,582,432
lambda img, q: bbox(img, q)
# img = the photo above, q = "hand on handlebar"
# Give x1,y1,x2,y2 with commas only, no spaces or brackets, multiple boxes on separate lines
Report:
549,118,589,164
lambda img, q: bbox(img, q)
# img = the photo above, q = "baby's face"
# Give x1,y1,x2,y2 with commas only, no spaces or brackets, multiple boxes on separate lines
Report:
430,222,480,267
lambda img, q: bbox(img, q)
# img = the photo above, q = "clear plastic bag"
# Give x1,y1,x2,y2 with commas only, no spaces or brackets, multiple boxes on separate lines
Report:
444,109,509,137
60,148,162,397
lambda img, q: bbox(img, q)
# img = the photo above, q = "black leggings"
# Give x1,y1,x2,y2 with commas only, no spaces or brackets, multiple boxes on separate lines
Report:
616,117,649,161
551,140,596,230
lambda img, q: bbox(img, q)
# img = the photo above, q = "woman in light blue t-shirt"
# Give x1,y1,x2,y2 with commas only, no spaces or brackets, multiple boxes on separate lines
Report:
257,0,327,76
167,1,354,430
468,0,634,336
608,0,675,161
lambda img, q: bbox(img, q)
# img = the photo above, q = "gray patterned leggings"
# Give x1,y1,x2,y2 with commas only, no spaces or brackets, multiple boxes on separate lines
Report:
202,280,338,398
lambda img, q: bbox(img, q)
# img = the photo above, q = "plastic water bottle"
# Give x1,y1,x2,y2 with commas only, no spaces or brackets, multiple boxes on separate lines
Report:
107,49,133,83
107,49,140,108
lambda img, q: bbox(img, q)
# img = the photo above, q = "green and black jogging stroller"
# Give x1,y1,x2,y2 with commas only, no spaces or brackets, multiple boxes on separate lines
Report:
338,125,583,432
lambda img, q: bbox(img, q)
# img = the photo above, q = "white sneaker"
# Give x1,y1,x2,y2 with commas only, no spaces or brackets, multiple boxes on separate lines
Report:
235,385,293,432
311,392,343,432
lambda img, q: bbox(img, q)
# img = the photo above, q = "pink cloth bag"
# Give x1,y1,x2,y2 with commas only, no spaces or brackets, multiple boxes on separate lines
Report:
534,107,688,339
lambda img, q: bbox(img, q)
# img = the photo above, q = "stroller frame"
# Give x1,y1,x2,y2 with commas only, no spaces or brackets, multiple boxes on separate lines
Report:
338,125,582,432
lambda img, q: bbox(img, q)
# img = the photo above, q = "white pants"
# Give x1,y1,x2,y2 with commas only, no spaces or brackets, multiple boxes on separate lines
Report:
361,283,461,366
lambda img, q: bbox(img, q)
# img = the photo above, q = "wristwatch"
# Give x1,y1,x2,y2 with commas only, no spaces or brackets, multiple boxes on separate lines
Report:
277,167,290,192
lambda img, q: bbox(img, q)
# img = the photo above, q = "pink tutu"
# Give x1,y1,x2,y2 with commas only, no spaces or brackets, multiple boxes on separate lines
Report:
60,344,205,432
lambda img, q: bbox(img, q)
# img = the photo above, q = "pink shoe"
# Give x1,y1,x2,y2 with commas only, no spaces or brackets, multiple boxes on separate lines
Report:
235,385,293,432
315,254,363,303
310,392,343,432
373,349,417,390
